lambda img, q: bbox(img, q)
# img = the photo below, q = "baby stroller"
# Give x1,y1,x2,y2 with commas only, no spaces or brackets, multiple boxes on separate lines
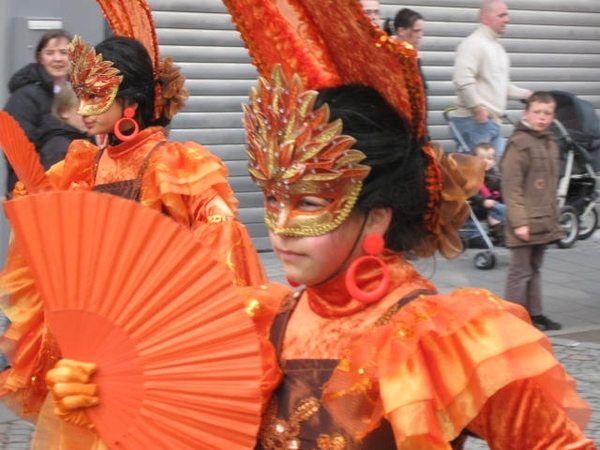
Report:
459,203,499,270
444,107,500,270
549,91,600,246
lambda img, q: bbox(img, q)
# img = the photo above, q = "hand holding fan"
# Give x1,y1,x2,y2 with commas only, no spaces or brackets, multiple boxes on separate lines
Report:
0,111,53,193
4,190,262,450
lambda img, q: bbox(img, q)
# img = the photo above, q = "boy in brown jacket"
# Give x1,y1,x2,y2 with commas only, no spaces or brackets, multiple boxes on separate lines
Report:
500,91,564,331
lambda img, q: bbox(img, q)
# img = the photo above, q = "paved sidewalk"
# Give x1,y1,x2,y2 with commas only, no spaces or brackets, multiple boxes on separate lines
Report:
0,234,598,448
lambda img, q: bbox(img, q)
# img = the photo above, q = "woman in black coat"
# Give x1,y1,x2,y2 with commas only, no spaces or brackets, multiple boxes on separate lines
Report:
3,29,71,194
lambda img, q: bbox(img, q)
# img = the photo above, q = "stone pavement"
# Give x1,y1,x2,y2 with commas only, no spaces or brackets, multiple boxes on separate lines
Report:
0,234,598,448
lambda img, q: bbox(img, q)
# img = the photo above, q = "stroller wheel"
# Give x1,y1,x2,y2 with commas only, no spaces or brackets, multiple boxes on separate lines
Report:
474,251,496,270
577,207,598,240
557,206,579,249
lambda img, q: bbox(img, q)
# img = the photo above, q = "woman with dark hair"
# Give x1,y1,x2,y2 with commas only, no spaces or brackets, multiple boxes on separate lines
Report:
391,8,424,50
0,32,266,448
239,74,592,449
3,28,72,193
44,74,595,450
30,35,264,286
227,1,591,447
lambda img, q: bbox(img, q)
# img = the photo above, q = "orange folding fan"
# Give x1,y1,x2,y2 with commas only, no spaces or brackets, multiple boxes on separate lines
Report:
4,190,262,450
0,111,53,193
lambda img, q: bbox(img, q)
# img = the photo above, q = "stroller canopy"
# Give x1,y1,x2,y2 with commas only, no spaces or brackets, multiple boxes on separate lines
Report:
550,90,600,171
550,91,600,139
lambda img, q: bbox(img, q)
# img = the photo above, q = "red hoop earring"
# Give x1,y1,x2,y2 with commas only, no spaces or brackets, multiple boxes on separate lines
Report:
113,106,139,141
345,234,390,304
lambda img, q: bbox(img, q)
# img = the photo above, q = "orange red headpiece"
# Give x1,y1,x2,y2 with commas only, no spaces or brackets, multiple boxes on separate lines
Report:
226,0,484,256
71,0,187,120
69,36,123,116
243,66,371,236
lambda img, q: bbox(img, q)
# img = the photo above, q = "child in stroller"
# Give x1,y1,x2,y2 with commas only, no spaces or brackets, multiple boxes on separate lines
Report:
469,142,506,245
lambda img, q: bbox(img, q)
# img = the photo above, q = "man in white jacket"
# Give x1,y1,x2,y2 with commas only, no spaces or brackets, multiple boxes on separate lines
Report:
450,0,531,158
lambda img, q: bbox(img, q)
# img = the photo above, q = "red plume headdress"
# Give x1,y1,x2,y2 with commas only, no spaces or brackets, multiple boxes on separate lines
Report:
92,0,188,120
224,0,484,257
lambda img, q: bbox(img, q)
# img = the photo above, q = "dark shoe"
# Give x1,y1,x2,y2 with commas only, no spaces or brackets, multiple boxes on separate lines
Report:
531,315,562,331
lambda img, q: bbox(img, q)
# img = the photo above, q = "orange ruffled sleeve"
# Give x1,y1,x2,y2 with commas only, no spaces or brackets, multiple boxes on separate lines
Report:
467,378,596,449
49,136,265,287
140,140,266,286
322,288,592,449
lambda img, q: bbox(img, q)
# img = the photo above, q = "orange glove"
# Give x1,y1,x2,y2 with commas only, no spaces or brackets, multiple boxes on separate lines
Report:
46,359,99,429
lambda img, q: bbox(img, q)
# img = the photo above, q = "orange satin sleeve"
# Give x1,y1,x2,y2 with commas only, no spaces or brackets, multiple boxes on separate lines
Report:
47,139,98,191
0,238,61,418
48,135,266,286
467,378,596,450
190,192,267,287
141,140,267,286
141,139,239,222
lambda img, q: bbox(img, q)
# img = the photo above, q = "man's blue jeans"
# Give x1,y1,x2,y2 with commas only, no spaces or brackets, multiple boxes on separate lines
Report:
449,116,505,159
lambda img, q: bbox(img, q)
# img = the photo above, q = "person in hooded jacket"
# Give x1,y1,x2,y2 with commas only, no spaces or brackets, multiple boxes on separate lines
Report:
3,29,72,194
500,91,564,332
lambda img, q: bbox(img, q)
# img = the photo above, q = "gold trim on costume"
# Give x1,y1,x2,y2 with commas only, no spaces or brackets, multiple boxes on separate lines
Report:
69,36,123,116
243,66,370,237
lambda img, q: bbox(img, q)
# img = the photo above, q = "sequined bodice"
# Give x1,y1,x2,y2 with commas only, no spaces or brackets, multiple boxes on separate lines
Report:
256,358,395,450
256,297,397,450
92,139,167,201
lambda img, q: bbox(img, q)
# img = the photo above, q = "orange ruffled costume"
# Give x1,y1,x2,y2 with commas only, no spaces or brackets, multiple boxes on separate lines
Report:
0,126,266,423
247,254,594,449
222,0,594,447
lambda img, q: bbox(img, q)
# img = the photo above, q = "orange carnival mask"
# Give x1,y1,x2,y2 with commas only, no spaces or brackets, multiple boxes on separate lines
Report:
69,35,123,116
243,66,371,237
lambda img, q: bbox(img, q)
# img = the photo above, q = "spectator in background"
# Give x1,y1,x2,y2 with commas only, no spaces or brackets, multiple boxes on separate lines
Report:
470,142,506,244
389,8,424,51
450,0,531,158
37,85,93,170
386,8,428,107
359,0,381,27
500,92,563,331
3,29,72,194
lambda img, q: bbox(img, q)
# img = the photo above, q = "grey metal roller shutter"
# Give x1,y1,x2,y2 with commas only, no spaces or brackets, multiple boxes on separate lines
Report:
148,0,600,250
